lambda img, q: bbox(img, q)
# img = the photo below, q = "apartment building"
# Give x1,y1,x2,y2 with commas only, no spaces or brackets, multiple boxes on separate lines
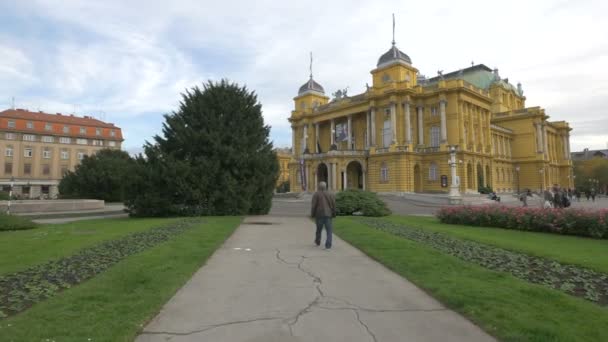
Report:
0,109,123,198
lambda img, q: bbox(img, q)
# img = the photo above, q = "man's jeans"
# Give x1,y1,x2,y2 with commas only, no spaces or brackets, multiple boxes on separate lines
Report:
315,216,333,248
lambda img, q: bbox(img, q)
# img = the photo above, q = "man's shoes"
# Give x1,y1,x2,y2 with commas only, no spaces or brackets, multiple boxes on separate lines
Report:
314,241,320,247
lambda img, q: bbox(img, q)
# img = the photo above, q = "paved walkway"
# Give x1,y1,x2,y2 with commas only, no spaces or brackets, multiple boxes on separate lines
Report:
136,216,495,342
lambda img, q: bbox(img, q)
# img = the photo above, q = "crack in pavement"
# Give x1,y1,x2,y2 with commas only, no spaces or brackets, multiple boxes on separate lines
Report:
276,249,379,342
140,316,283,337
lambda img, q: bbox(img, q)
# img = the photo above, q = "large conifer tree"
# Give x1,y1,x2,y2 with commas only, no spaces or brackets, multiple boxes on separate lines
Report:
125,80,278,216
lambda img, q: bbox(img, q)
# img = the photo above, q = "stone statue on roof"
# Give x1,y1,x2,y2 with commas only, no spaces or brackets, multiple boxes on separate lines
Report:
437,70,444,80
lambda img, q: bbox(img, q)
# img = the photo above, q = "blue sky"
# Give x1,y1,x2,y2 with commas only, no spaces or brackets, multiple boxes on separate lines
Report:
1,0,607,154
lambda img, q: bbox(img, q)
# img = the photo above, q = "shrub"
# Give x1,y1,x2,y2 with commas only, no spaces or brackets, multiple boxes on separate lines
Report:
478,186,494,194
276,181,290,193
336,190,391,217
436,205,608,239
0,213,38,231
0,192,9,201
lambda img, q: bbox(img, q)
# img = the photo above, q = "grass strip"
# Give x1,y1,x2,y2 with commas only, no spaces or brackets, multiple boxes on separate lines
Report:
0,216,241,342
0,219,201,318
0,217,182,275
334,217,608,342
388,215,608,273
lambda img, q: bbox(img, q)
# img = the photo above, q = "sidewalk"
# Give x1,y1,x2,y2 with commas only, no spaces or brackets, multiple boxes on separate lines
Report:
136,216,495,342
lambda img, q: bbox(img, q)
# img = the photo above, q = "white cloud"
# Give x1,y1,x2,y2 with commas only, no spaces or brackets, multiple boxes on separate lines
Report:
1,0,607,151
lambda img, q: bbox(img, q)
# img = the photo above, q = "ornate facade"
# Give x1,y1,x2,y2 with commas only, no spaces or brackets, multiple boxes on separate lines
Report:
288,39,573,194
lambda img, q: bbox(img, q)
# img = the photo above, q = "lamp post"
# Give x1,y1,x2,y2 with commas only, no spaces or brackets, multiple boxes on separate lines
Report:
515,165,520,195
7,176,14,215
448,145,462,204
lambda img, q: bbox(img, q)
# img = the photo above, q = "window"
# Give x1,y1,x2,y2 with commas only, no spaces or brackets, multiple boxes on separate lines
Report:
5,132,15,140
24,163,31,175
80,127,86,134
380,162,389,182
4,162,12,174
42,136,54,143
41,185,50,194
26,121,33,129
77,138,88,145
5,146,13,157
382,114,392,147
92,140,103,146
45,123,52,131
96,128,101,136
42,164,50,175
110,129,116,137
8,120,15,128
24,148,33,158
108,141,116,147
60,137,71,144
431,106,438,117
43,149,51,159
23,134,35,141
430,126,440,147
77,152,85,160
63,125,69,133
429,163,438,181
61,150,69,160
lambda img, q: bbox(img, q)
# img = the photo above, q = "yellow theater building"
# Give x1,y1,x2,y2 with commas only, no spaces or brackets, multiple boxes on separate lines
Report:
288,35,573,195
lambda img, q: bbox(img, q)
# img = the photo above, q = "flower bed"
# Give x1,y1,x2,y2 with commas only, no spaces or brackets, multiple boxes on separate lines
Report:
436,205,608,239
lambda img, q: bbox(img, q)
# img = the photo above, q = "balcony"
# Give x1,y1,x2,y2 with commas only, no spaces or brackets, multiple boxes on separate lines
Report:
301,150,368,160
415,146,440,154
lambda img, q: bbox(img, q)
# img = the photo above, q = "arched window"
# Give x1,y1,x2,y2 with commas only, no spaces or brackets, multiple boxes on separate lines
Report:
380,162,389,182
429,163,438,181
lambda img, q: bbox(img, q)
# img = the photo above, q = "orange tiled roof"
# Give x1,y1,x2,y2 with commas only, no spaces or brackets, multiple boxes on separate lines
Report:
0,108,123,140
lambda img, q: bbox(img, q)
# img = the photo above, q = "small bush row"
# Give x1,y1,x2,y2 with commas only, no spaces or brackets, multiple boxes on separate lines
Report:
436,205,608,239
0,213,38,231
336,190,391,217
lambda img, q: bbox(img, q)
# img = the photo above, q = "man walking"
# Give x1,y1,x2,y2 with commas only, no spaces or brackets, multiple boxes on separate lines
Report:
311,181,336,249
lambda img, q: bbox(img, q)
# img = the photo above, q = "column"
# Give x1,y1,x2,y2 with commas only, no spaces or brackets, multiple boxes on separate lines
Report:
330,119,335,147
315,123,319,153
292,126,296,155
365,111,370,148
362,171,366,190
302,124,308,154
390,102,397,144
562,135,568,159
342,169,347,190
542,125,548,159
332,163,337,191
535,123,543,153
314,171,318,191
370,107,376,146
417,105,424,145
347,115,352,149
440,99,447,143
566,134,571,159
404,101,412,144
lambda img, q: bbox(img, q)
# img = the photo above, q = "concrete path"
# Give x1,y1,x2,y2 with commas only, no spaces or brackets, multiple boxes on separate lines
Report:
136,216,495,342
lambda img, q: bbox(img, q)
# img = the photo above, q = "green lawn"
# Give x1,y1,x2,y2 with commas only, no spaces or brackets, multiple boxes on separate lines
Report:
0,217,184,275
334,216,608,342
387,215,608,273
0,216,241,342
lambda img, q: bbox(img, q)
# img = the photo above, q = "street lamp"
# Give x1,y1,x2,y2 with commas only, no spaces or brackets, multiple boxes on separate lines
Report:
7,176,14,215
515,165,520,195
538,168,544,193
448,145,462,204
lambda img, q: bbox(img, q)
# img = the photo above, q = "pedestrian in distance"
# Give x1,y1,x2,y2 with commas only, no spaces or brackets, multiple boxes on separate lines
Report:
311,181,336,249
520,189,532,207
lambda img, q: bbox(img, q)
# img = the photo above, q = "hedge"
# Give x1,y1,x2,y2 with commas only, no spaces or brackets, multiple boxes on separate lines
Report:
336,190,391,217
0,213,38,231
436,205,608,239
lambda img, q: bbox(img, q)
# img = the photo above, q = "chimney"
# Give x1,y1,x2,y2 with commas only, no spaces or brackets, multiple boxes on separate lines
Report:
56,113,62,116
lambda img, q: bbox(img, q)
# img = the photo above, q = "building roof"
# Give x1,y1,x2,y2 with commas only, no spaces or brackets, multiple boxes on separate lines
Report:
571,148,608,160
426,64,521,95
377,44,412,67
0,108,123,140
298,77,325,96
